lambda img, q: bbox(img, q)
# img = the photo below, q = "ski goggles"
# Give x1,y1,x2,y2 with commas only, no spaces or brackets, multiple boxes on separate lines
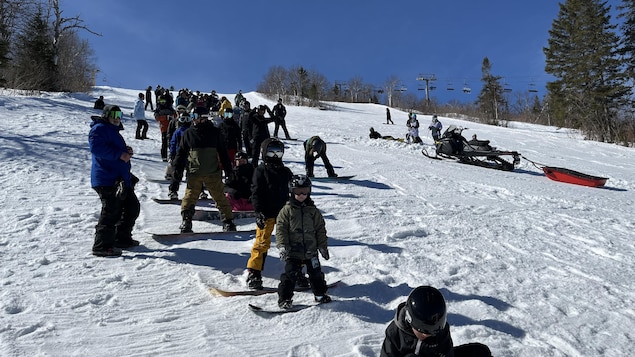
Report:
265,148,283,158
109,110,123,119
223,112,233,118
292,188,310,196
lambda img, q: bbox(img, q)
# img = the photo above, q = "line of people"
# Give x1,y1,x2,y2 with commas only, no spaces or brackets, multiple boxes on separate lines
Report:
88,99,492,354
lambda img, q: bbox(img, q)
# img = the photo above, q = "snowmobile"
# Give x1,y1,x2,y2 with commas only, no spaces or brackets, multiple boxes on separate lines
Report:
422,125,521,171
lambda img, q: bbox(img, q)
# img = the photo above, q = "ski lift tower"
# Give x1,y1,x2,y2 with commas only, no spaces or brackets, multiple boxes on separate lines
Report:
416,74,436,103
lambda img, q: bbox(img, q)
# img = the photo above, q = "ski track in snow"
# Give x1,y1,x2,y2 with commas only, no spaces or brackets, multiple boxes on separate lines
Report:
0,88,633,356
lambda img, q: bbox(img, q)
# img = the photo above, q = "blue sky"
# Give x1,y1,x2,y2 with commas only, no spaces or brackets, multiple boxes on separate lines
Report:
63,0,622,104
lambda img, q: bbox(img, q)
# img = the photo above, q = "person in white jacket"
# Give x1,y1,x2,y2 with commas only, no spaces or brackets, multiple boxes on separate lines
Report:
133,93,148,140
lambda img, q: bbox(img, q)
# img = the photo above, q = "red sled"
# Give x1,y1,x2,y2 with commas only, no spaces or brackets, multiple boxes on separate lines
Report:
542,166,608,188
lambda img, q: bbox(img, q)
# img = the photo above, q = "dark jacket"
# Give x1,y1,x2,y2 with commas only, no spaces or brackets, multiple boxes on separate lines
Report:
251,111,274,141
275,196,327,261
273,103,286,119
169,125,189,161
250,158,292,218
381,302,454,357
219,117,242,150
174,119,232,176
89,117,133,188
224,163,255,200
93,98,105,110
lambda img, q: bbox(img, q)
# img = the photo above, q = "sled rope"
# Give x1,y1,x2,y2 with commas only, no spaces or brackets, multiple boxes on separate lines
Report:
520,155,548,170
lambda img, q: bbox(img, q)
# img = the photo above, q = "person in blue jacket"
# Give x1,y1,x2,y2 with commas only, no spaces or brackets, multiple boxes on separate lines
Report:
89,105,141,257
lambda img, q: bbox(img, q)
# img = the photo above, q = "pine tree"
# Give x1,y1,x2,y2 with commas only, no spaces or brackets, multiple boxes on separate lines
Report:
544,0,630,142
12,8,56,91
618,0,635,86
476,57,506,125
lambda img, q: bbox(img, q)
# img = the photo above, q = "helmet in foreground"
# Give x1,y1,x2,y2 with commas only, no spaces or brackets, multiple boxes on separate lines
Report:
404,286,447,335
260,138,284,161
289,174,312,193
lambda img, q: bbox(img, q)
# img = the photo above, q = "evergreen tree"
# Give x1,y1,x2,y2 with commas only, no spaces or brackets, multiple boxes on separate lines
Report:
544,0,630,142
12,8,55,91
476,57,506,125
618,0,635,86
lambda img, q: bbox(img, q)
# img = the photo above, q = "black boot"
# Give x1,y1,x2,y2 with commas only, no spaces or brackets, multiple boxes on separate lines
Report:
180,209,193,233
222,219,236,232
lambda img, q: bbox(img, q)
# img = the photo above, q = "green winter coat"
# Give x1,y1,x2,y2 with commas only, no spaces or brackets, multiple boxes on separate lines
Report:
275,198,328,261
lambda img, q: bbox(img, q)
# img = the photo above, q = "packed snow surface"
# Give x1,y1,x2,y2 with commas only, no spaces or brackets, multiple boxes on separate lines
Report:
1,87,633,356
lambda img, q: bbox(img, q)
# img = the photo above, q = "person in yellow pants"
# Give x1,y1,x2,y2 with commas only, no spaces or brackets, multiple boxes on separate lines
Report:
246,138,293,289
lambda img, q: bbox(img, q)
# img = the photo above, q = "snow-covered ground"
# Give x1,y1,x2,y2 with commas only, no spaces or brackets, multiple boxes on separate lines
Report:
1,86,633,356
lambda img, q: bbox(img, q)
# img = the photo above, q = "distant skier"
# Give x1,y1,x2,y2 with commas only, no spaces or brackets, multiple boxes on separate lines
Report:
428,115,442,142
386,108,394,124
406,113,422,144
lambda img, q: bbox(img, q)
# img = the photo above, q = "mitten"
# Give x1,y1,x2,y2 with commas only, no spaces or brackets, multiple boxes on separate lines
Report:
256,212,266,229
278,247,289,261
319,247,330,260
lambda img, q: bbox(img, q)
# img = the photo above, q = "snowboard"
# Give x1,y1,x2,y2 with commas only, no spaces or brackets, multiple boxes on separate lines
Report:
248,303,312,314
210,280,341,297
152,197,216,205
148,178,184,184
151,229,255,240
193,210,257,221
311,175,355,181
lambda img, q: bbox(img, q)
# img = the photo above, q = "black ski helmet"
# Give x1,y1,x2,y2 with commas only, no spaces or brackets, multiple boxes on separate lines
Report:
235,151,249,161
260,138,284,160
404,286,447,335
289,174,312,194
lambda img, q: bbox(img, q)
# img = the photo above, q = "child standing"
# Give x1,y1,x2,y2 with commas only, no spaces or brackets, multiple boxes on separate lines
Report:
245,138,293,290
276,174,331,309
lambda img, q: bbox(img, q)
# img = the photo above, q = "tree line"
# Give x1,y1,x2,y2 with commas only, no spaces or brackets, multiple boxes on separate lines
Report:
258,0,635,146
0,0,97,93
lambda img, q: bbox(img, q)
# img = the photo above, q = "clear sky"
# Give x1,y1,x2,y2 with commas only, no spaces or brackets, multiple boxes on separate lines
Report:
62,0,623,104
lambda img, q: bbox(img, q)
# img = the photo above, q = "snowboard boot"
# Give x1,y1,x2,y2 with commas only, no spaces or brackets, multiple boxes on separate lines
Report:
314,295,332,304
168,191,178,200
92,247,123,257
180,209,194,233
278,299,293,310
222,219,237,232
246,269,263,290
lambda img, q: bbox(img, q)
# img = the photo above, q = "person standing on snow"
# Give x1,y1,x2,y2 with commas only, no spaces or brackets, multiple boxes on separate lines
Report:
386,108,394,124
173,113,236,233
145,86,154,111
133,93,148,140
272,98,291,139
406,113,422,144
276,174,331,309
380,286,492,357
428,115,442,142
89,105,141,257
246,138,293,290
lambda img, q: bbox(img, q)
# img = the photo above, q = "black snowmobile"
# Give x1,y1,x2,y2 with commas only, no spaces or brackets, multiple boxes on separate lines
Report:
422,125,521,171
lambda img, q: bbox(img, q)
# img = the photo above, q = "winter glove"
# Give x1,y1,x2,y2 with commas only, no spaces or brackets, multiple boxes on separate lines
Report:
319,247,330,260
256,212,266,229
278,247,289,261
428,126,433,130
115,179,127,201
